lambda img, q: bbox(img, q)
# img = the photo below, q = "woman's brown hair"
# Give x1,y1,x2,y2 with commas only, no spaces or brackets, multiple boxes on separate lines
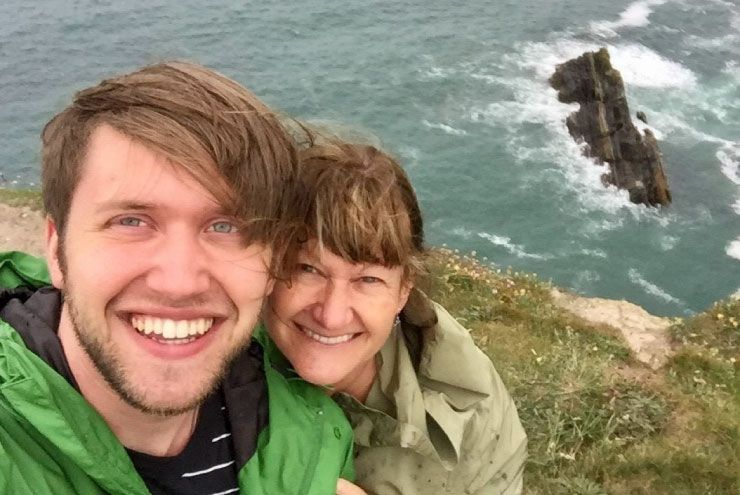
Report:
292,139,425,280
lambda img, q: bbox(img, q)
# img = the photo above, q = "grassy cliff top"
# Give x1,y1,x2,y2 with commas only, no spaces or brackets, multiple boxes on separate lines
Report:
2,189,738,493
423,249,738,494
0,188,44,210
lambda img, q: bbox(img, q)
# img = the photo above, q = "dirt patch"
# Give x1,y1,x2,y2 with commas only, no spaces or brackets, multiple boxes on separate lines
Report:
551,288,674,369
0,203,44,257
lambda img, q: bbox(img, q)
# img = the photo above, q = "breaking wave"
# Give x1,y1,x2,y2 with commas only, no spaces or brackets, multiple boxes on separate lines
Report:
589,0,670,38
422,120,467,136
478,232,553,260
628,268,685,306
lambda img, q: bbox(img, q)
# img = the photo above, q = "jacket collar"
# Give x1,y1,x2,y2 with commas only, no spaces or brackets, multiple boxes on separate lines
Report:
0,319,150,494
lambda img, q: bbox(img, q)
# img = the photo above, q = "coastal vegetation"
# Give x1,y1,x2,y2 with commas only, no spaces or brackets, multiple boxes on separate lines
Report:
0,188,43,210
1,189,737,493
423,248,738,494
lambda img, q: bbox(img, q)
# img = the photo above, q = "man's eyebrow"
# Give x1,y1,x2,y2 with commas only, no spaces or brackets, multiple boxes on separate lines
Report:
95,200,231,216
94,200,157,212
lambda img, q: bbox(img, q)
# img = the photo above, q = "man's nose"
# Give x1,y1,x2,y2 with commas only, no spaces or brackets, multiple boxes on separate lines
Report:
311,281,353,331
145,230,211,298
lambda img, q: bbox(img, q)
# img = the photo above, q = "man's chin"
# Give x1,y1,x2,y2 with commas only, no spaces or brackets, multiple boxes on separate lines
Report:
108,372,222,416
114,377,219,417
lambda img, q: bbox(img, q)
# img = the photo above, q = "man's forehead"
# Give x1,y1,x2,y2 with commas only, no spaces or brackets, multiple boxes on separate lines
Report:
76,125,230,213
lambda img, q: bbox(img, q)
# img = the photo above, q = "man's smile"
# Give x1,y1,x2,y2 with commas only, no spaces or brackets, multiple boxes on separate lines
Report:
131,315,215,344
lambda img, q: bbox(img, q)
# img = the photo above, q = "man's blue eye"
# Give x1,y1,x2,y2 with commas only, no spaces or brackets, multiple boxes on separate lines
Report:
211,221,236,233
360,276,382,284
119,217,142,227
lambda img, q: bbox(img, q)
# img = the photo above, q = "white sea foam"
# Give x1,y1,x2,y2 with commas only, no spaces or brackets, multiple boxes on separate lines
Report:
515,39,697,89
477,232,552,260
646,112,735,148
422,120,467,136
717,143,740,186
693,0,737,8
724,61,740,83
685,33,739,50
628,268,685,305
469,80,576,126
605,45,698,89
468,72,509,85
732,199,740,215
581,248,608,258
710,142,739,244
451,226,474,239
659,235,678,251
589,0,669,38
422,65,456,79
726,238,740,260
581,217,627,238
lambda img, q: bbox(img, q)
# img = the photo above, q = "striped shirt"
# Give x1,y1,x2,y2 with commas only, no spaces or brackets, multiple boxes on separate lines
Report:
127,390,240,495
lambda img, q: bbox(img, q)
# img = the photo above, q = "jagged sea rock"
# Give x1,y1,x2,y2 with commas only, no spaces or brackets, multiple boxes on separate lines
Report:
636,111,648,124
549,48,672,207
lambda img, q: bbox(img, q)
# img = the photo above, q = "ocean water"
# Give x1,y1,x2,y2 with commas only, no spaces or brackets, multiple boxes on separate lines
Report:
1,0,737,316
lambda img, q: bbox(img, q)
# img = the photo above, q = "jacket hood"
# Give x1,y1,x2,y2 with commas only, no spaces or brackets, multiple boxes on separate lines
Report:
0,285,79,388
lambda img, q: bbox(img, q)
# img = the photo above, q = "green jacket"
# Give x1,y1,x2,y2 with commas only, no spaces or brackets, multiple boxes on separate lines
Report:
0,251,354,495
334,290,527,495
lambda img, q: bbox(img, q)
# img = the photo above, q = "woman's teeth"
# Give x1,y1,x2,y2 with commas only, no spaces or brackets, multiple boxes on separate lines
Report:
299,325,355,345
131,316,213,342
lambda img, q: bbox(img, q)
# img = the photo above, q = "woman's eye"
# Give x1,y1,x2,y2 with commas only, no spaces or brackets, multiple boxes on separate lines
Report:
298,263,319,274
209,221,237,234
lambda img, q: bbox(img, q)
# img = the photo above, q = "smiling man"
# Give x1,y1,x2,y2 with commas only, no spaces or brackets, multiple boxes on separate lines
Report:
0,62,353,494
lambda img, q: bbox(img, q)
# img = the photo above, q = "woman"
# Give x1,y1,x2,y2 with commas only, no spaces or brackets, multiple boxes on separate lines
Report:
264,141,527,494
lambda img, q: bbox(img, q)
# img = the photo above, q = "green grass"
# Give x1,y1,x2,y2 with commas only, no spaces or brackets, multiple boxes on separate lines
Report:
0,188,42,210
422,248,739,494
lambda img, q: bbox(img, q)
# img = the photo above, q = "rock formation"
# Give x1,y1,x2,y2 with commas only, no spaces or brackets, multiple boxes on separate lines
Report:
549,48,671,207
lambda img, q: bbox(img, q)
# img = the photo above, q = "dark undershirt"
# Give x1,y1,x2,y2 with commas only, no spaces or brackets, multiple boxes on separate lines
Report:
127,390,240,495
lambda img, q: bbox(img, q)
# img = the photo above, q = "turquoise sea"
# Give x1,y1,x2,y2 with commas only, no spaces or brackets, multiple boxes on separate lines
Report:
1,0,738,316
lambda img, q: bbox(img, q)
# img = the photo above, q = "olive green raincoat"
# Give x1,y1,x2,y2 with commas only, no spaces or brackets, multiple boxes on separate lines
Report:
335,290,527,494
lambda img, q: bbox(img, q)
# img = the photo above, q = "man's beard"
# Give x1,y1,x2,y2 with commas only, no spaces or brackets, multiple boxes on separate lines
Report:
64,291,248,417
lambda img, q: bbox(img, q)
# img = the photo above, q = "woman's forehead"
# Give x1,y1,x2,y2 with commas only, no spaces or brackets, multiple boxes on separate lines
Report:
299,240,400,274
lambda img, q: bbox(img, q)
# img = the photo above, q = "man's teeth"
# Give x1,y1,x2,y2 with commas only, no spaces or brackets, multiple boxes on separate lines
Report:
131,316,213,340
300,325,354,345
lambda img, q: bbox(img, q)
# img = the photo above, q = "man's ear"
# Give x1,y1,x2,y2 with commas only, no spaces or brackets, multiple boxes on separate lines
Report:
45,216,65,289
